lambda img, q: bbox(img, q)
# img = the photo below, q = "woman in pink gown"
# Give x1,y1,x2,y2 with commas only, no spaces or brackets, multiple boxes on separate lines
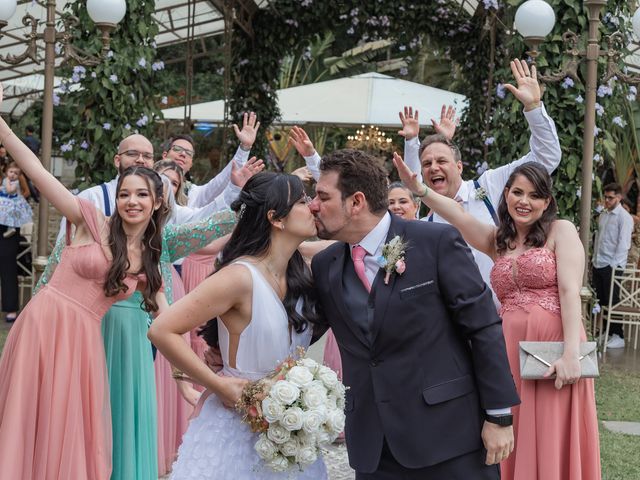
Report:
396,156,601,480
0,93,168,480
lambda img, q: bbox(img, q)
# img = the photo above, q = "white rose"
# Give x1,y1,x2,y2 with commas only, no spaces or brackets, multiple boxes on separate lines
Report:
261,397,285,423
267,423,291,444
302,384,328,409
286,366,314,388
254,434,278,460
331,380,346,398
325,394,338,410
318,366,339,389
266,454,291,472
316,428,332,446
295,445,318,467
296,430,316,446
299,357,320,374
302,409,325,434
279,437,299,457
280,406,305,431
270,380,300,405
326,409,346,435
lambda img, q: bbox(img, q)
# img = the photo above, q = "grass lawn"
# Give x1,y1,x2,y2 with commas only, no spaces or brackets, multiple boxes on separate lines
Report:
0,326,638,478
596,361,640,479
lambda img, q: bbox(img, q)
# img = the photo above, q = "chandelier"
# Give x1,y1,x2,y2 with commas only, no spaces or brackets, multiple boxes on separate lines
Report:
346,125,394,152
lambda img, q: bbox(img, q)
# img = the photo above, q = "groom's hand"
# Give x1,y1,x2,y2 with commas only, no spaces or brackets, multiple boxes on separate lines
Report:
481,422,514,465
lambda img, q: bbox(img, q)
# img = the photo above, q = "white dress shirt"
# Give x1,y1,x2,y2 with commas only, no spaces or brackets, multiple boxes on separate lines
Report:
593,202,634,269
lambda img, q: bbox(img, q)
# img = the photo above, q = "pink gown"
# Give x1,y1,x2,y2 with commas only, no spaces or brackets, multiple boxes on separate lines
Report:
0,198,142,480
182,252,218,380
155,267,192,476
490,248,601,480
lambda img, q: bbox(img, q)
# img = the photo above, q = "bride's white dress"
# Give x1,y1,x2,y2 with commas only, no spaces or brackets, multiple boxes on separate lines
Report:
170,261,328,479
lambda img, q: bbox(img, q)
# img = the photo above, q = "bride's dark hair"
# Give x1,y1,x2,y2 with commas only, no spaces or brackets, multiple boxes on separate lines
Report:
199,172,321,346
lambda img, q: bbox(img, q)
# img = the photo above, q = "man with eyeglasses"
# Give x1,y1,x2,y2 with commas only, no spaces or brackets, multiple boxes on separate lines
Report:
396,59,561,303
162,112,260,208
592,183,634,349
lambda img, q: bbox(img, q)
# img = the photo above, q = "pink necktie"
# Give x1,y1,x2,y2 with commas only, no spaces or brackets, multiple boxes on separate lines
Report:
352,245,371,292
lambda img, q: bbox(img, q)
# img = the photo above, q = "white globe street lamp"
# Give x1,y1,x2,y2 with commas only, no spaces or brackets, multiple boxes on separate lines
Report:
0,0,17,28
514,0,556,40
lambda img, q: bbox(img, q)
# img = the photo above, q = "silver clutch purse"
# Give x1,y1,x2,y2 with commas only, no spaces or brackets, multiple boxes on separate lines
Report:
519,341,599,380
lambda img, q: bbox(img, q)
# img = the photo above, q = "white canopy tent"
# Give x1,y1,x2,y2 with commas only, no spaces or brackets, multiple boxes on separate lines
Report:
162,72,467,127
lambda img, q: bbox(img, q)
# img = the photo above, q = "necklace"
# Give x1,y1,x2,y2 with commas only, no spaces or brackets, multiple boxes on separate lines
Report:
260,260,286,299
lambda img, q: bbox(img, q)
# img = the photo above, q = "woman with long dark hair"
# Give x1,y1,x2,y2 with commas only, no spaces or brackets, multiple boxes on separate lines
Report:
0,85,168,480
395,156,600,480
149,172,328,479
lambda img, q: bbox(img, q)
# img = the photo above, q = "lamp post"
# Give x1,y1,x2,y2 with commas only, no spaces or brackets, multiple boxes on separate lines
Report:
0,0,125,277
514,0,640,322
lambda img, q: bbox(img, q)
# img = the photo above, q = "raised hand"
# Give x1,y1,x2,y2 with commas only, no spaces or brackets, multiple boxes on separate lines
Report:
232,112,261,150
230,156,265,188
503,59,541,112
431,104,458,140
397,106,420,140
291,166,314,184
288,126,316,157
392,152,423,195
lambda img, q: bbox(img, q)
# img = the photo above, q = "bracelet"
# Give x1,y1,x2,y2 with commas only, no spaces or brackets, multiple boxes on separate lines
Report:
171,365,189,381
239,143,251,152
417,183,429,198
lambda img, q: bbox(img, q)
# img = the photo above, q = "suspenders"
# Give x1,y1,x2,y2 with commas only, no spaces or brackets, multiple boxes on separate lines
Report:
100,183,111,216
427,180,499,226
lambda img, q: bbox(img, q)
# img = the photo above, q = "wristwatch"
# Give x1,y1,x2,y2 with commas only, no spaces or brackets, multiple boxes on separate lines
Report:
485,413,513,427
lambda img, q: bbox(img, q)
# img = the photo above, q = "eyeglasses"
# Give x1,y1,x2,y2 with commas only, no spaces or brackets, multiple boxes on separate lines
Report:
118,150,154,161
171,144,194,158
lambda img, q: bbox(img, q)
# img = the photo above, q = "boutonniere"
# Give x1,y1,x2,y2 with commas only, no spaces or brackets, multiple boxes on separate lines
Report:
474,186,488,201
376,235,408,285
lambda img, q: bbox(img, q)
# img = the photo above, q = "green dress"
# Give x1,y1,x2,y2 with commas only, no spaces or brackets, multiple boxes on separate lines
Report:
38,209,236,480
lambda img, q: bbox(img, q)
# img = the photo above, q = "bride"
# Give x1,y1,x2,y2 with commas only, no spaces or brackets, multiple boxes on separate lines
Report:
148,172,328,479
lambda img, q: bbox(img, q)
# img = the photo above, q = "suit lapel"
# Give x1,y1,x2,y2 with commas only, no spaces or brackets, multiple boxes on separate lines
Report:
329,243,370,347
370,215,406,347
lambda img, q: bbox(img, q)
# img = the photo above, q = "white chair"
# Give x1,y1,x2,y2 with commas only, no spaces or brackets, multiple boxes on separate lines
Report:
602,268,640,352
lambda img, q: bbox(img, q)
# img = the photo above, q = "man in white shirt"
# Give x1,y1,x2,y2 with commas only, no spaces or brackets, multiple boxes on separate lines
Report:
592,182,634,349
162,112,259,208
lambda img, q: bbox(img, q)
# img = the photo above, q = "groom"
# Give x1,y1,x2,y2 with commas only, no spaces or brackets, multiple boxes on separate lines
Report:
309,149,520,479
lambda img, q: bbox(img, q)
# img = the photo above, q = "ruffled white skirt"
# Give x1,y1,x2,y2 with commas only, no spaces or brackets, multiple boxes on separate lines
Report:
171,393,328,480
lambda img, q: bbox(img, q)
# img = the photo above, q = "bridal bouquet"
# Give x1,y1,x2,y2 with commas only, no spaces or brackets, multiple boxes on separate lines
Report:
236,351,346,472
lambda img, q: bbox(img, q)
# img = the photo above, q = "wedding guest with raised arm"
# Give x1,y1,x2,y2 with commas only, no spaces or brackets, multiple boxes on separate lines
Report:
148,172,328,479
163,111,260,208
398,59,561,299
395,154,601,480
310,149,519,479
0,85,168,480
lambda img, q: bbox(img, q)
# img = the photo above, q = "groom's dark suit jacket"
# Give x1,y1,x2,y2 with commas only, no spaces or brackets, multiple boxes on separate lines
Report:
312,214,520,474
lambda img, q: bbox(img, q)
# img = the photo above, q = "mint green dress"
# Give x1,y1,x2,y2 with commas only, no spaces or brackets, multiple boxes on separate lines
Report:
104,209,236,480
38,209,236,480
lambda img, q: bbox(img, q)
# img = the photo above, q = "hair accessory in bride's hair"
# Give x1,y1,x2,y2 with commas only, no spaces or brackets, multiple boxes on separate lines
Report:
238,202,247,219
